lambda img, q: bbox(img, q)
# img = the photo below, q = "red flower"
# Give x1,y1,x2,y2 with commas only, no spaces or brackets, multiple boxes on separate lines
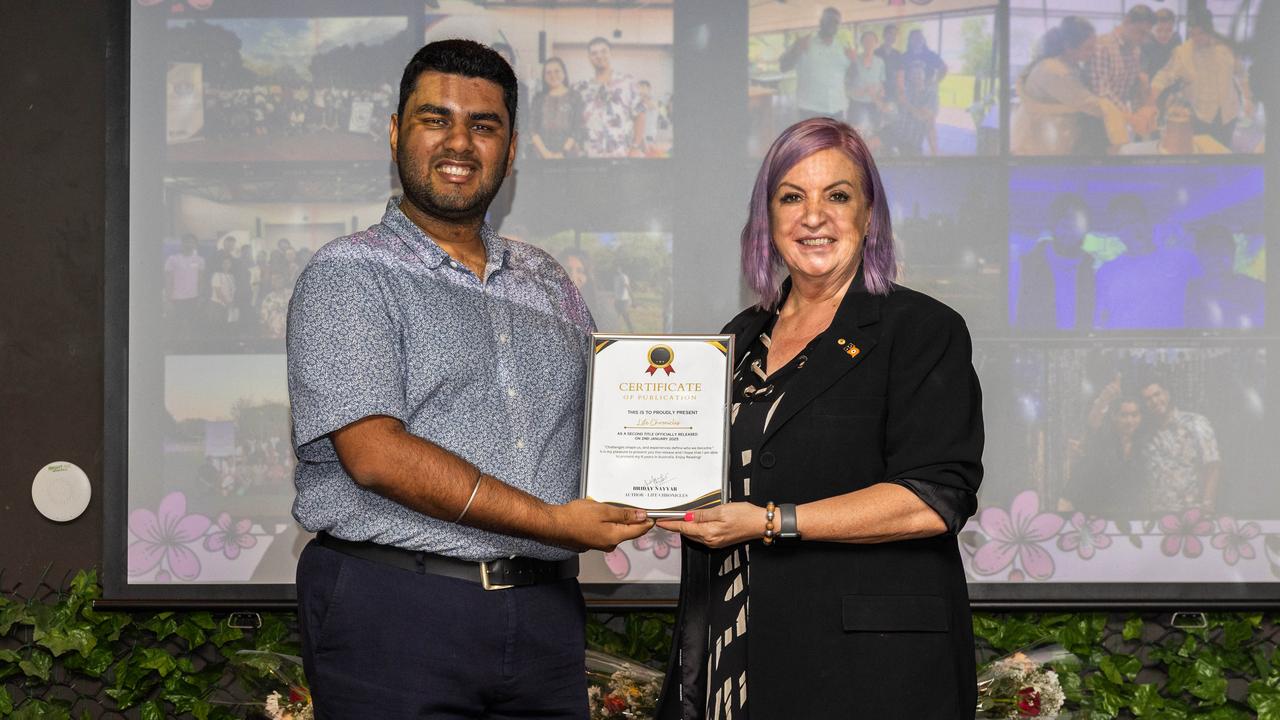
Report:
603,693,627,714
288,687,307,704
1016,687,1042,716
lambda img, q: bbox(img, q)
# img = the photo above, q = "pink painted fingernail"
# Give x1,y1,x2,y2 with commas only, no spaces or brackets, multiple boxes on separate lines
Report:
684,512,695,522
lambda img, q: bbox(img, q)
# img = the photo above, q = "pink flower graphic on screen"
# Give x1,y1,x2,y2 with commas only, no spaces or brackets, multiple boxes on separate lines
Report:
971,491,1065,581
203,512,258,560
603,549,631,579
1159,508,1214,558
633,528,681,559
128,491,211,581
1056,512,1112,560
1210,516,1260,566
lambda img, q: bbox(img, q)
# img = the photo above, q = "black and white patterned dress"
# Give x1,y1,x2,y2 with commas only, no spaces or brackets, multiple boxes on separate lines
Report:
704,321,819,720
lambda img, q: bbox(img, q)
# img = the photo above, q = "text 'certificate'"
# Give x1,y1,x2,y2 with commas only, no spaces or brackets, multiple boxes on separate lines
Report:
581,334,732,516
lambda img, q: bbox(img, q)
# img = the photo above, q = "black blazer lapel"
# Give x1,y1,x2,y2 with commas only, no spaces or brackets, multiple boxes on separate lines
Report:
758,280,882,445
728,309,772,374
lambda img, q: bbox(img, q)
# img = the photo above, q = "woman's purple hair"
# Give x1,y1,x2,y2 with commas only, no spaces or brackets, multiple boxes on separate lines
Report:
741,116,896,308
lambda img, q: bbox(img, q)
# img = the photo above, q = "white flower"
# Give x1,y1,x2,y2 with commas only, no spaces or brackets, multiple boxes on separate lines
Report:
265,691,285,720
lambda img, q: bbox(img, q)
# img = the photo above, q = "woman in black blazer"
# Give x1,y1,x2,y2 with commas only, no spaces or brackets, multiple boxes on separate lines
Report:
656,117,983,719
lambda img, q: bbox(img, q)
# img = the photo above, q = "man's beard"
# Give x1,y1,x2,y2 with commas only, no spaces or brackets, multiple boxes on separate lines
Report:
397,144,508,223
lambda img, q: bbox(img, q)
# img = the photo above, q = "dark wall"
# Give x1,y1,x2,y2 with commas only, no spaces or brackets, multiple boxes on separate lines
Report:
0,0,108,590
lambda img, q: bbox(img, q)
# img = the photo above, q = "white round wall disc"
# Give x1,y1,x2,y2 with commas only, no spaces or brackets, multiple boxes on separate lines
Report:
31,461,92,522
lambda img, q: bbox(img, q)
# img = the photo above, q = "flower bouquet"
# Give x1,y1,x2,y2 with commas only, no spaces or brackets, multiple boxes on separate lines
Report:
976,644,1075,718
231,650,314,720
586,648,663,719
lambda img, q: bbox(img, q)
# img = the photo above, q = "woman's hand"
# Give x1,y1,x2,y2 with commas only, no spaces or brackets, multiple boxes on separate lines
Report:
656,502,766,549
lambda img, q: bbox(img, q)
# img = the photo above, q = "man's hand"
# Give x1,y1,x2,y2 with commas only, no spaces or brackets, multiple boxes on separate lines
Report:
548,499,653,552
1132,105,1159,136
657,502,764,549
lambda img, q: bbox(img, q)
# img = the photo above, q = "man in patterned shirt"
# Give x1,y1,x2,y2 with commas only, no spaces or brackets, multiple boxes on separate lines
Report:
1087,6,1156,116
287,39,652,718
576,36,647,157
1141,381,1221,515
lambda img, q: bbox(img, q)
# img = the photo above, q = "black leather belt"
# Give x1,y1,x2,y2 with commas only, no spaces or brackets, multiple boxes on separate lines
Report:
316,532,578,590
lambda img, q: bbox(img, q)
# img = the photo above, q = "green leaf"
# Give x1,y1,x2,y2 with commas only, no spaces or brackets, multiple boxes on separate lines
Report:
19,648,54,682
1180,634,1201,658
254,614,290,652
68,569,100,603
1249,678,1280,720
0,648,22,664
1187,657,1229,705
0,687,12,715
139,700,165,720
10,699,73,720
1194,705,1255,720
1053,662,1084,702
34,623,97,657
140,613,179,641
0,603,34,635
175,620,207,649
1224,617,1258,649
136,646,178,677
108,652,164,709
1085,673,1126,718
208,622,244,647
191,700,214,720
79,646,116,678
186,611,218,630
1130,682,1165,716
1124,616,1146,641
1100,654,1125,684
1096,652,1141,684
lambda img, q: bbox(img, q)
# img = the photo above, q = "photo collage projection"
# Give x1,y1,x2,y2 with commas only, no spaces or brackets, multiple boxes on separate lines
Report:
123,0,1275,601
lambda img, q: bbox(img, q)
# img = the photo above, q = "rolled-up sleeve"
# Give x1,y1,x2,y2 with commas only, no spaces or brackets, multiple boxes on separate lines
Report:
889,478,977,535
286,252,408,463
882,307,984,532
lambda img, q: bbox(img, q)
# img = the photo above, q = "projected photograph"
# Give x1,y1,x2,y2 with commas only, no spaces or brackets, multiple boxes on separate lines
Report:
748,0,1001,157
1008,164,1265,331
520,230,674,333
882,165,1006,330
158,174,389,349
165,16,413,163
128,354,302,584
1010,0,1264,156
425,1,674,159
967,344,1273,583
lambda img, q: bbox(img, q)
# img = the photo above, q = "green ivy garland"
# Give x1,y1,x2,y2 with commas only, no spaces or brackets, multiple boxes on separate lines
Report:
0,570,295,719
4,572,1280,719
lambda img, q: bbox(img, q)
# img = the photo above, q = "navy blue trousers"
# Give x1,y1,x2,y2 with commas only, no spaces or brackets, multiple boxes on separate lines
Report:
297,540,589,719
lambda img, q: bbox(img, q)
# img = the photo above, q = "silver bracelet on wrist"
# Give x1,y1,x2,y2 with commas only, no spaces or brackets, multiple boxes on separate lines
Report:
454,469,484,523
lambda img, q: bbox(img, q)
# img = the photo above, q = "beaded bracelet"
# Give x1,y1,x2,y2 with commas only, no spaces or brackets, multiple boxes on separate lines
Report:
763,501,777,545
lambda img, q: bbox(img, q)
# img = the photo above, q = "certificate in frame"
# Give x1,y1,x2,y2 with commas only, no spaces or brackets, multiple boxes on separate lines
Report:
581,334,733,517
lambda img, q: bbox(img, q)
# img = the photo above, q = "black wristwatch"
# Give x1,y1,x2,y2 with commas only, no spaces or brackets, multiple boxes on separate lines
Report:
777,503,801,540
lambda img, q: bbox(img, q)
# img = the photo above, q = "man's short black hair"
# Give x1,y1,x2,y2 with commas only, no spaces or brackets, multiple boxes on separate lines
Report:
1125,4,1157,27
397,39,518,132
1049,192,1089,226
588,36,612,50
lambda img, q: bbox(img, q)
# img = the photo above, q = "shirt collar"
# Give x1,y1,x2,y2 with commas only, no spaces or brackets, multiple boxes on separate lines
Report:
381,196,510,274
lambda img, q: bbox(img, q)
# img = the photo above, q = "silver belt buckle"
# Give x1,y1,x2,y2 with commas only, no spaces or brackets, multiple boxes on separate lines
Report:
480,560,513,591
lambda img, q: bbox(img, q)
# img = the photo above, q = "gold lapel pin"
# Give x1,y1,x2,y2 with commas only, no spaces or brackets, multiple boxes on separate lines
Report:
844,343,860,359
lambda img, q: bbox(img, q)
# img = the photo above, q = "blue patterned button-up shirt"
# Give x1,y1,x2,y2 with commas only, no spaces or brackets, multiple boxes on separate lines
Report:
287,198,594,561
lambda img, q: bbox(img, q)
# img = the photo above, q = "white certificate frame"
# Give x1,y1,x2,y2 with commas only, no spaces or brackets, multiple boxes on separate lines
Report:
580,333,733,517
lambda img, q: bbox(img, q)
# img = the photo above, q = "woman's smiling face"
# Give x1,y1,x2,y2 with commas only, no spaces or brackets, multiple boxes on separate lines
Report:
769,147,871,288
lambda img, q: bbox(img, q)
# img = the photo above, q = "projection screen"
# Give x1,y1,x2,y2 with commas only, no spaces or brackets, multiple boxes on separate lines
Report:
107,0,1277,606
